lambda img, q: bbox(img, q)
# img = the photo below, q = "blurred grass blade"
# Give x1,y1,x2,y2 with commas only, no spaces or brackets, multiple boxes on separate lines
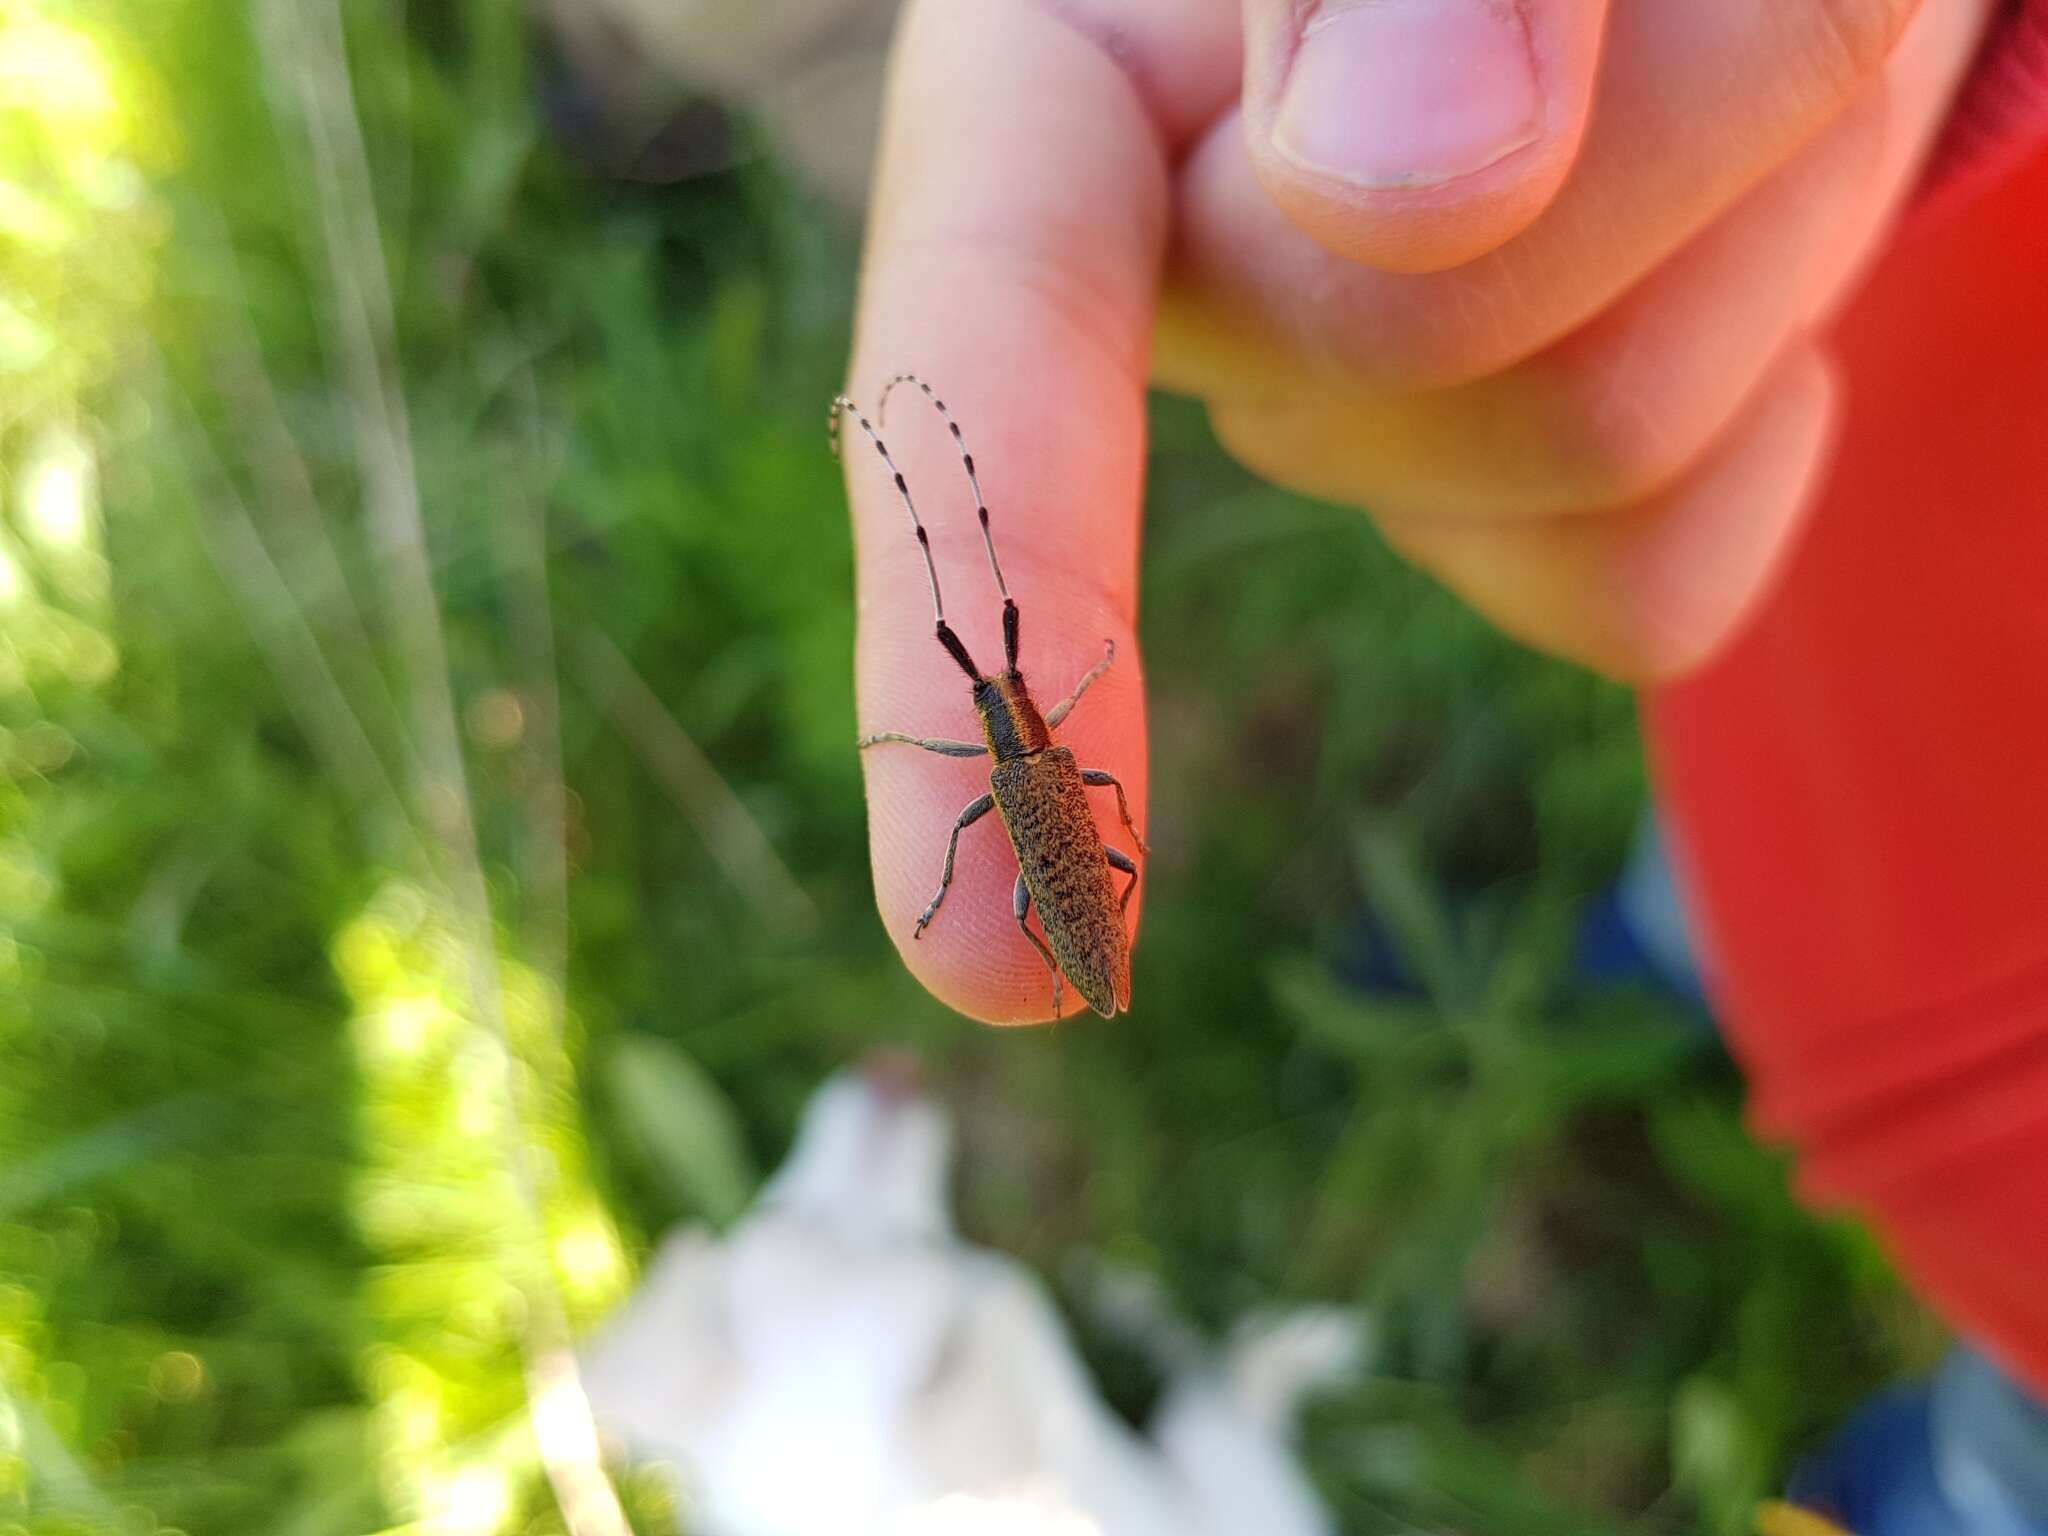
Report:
1269,955,1457,1073
1674,1376,1777,1535
603,1033,757,1226
577,628,817,936
262,0,636,1528
1353,822,1469,1010
1,1384,118,1522
0,1100,195,1221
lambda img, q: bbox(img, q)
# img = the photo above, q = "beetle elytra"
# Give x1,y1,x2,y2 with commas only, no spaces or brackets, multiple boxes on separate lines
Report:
832,373,1147,1019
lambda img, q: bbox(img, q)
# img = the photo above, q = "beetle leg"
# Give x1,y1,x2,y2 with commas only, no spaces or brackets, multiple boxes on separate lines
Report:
1044,639,1116,728
1013,872,1063,1021
916,793,996,937
1081,768,1149,856
859,732,988,758
1105,846,1139,915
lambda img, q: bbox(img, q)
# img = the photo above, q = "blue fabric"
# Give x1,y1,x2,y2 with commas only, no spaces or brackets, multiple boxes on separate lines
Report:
1783,1357,2048,1532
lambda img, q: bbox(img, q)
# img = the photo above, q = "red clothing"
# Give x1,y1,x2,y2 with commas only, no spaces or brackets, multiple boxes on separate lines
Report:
1918,0,2048,223
1648,3,2048,1396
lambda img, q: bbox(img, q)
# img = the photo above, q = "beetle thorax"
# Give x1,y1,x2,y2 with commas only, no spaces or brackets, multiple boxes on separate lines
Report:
974,671,1050,762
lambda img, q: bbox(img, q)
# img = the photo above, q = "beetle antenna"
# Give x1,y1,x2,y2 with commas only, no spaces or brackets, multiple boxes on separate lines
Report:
877,373,1019,670
831,393,981,681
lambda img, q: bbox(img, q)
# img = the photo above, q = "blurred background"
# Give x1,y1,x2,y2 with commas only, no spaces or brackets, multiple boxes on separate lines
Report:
0,1,1947,1532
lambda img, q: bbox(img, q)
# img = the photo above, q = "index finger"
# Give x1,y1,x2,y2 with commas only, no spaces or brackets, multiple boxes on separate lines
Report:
844,0,1185,1024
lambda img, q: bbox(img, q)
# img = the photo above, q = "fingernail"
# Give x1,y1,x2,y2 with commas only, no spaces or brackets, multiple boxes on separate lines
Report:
1274,0,1543,189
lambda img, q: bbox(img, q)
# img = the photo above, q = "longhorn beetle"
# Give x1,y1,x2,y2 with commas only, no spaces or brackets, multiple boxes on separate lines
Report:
831,373,1148,1019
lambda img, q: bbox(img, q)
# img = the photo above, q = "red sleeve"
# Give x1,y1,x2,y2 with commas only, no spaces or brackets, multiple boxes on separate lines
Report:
1643,20,2048,1398
1914,0,2048,223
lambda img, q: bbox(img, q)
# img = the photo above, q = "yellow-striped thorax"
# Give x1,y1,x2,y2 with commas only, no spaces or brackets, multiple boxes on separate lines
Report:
974,669,1051,763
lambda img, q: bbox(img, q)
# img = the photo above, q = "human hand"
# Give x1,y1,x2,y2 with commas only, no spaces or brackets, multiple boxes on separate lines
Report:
842,0,1998,1024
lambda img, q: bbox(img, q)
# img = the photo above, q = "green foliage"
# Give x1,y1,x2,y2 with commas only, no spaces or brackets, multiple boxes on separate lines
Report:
600,1036,756,1231
0,1,1936,1534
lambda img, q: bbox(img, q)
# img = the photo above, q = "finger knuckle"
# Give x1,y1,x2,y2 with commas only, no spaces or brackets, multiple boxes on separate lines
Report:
1544,377,1701,508
1804,0,1916,93
1330,280,1532,394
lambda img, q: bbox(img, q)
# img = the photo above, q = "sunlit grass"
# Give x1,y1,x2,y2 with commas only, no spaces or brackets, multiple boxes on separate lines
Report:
0,3,163,415
336,882,631,1412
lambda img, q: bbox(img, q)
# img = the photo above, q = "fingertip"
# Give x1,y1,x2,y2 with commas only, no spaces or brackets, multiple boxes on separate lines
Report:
864,762,1050,1026
859,621,1151,1029
845,370,1153,1025
1257,148,1573,274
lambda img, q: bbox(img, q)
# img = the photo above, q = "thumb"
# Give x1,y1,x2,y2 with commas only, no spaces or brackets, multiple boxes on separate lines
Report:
1240,0,1612,272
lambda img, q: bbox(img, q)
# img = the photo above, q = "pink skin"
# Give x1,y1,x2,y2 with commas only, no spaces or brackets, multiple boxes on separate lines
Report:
1247,0,1599,272
1273,2,1545,191
845,0,1997,1025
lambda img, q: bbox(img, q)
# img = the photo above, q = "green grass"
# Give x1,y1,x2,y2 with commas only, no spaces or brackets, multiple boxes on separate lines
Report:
0,2,1942,1533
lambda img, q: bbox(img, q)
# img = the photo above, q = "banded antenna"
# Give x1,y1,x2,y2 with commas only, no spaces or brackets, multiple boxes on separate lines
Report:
830,392,981,681
877,373,1018,669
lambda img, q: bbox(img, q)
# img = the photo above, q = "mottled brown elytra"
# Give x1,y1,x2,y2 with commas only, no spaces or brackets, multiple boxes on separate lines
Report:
831,373,1148,1019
